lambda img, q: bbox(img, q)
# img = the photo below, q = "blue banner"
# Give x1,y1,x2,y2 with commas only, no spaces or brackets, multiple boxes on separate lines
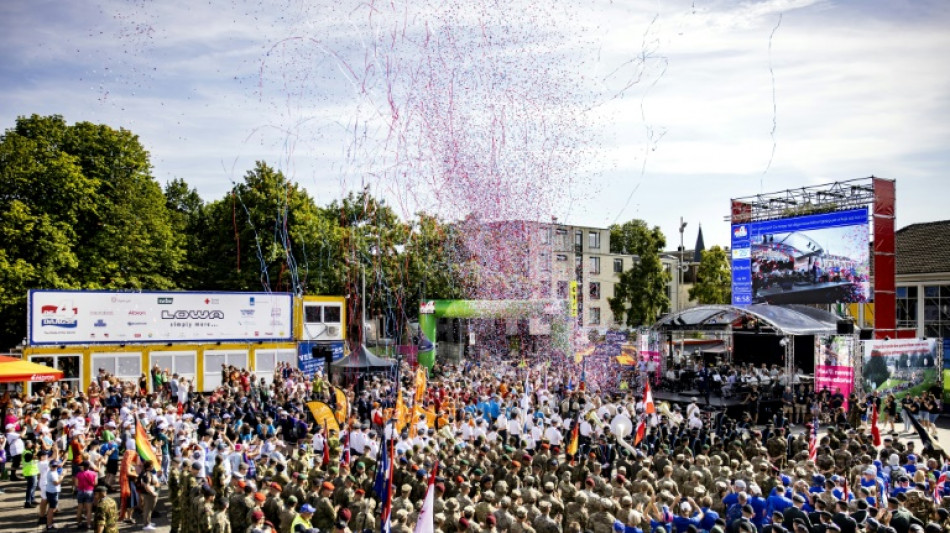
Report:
297,341,344,377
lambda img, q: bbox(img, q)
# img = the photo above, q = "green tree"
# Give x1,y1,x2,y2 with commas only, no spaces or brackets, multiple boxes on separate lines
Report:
164,178,205,289
608,220,671,327
192,161,341,294
688,246,732,304
863,355,890,389
0,114,183,348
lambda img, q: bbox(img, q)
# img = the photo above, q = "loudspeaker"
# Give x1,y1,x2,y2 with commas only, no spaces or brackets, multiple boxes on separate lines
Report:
312,345,334,379
837,320,855,335
859,329,873,340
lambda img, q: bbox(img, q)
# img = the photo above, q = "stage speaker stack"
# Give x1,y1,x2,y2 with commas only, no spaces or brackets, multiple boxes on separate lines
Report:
837,320,855,335
312,345,334,380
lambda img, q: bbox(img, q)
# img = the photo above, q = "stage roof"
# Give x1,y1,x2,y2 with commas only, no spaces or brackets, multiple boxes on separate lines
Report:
653,304,841,336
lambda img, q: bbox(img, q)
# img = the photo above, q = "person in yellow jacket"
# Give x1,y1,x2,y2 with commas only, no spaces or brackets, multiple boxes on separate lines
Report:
290,503,316,533
22,447,40,507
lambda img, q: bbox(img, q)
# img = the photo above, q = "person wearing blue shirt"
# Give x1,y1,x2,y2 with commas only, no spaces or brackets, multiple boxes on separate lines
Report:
904,455,918,475
613,520,644,533
809,475,825,495
749,488,768,530
765,486,793,518
699,499,720,532
671,498,704,533
486,395,501,421
722,480,746,509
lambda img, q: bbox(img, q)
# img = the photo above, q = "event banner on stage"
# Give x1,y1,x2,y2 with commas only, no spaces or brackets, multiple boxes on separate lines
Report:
731,208,871,306
28,290,293,345
815,335,855,407
861,338,938,397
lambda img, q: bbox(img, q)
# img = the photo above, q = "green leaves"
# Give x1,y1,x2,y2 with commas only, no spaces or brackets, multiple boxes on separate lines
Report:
607,219,671,328
0,115,184,347
688,245,732,305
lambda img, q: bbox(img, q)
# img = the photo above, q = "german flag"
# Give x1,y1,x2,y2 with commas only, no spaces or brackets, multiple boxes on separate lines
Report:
566,417,580,461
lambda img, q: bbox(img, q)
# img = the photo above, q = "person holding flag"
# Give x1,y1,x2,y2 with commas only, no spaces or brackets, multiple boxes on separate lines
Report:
412,462,438,533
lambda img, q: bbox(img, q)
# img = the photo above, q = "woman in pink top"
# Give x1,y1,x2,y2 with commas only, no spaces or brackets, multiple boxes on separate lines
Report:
75,460,98,528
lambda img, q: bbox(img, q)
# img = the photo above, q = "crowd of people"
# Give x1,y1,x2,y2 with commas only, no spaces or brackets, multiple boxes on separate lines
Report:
1,353,949,533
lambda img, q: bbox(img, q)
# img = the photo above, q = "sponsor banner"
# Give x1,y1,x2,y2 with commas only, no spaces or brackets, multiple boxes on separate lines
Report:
297,341,345,377
732,207,871,305
816,335,855,408
815,365,854,408
605,331,628,344
29,290,293,345
862,338,938,398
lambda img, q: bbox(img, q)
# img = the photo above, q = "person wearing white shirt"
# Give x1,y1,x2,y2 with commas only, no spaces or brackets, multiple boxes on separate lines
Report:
459,420,473,442
686,402,700,421
472,419,487,440
508,413,524,445
688,414,703,430
528,422,543,451
363,437,379,461
350,428,366,456
543,423,563,447
37,452,50,514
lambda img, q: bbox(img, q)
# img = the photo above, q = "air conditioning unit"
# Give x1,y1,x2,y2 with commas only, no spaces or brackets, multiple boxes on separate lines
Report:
327,326,339,337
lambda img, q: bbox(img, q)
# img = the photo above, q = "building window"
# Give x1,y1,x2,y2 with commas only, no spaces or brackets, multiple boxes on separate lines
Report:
539,252,551,272
613,258,623,273
896,286,917,329
557,281,569,298
590,282,601,300
556,228,567,235
921,284,950,338
575,231,583,247
540,228,551,244
590,307,601,325
556,254,568,262
589,256,601,274
588,231,600,249
323,306,341,323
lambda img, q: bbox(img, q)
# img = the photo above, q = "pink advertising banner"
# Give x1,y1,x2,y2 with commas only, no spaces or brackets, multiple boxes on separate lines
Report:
815,364,855,408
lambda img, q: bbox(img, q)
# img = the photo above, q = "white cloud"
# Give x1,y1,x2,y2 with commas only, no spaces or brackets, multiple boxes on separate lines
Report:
1,0,948,248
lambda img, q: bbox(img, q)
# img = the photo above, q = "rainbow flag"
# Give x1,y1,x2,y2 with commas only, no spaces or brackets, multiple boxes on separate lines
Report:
135,420,159,466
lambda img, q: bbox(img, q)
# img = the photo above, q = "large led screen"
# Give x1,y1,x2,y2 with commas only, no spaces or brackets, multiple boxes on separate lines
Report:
731,208,870,305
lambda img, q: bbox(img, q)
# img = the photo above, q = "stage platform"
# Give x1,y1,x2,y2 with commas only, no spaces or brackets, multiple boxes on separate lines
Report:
653,390,780,419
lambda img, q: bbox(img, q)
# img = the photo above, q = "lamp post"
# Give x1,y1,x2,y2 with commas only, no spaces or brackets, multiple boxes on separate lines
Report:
678,217,688,312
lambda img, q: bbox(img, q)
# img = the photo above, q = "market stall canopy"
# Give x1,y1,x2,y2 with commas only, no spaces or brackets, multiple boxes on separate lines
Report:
331,345,396,370
0,355,64,383
653,304,840,336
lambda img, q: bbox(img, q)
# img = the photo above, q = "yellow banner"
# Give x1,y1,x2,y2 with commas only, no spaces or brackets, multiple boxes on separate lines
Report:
333,386,349,425
395,393,409,432
569,281,578,317
306,401,340,434
413,367,427,405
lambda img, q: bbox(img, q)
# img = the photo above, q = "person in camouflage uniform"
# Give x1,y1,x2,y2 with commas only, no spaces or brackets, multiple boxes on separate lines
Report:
168,458,183,533
212,496,231,533
180,463,201,533
278,496,298,533
93,486,119,533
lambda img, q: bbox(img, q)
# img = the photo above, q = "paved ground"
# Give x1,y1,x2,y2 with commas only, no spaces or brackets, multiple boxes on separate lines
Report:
0,420,946,532
0,481,171,533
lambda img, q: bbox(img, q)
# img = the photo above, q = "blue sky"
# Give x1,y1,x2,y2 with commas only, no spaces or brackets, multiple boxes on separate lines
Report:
2,0,948,248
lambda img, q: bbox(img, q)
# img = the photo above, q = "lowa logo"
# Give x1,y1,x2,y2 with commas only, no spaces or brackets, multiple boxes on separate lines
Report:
161,310,225,320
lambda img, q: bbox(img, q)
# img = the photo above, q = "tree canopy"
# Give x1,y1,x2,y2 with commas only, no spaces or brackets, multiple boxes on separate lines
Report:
0,115,184,348
688,245,732,305
607,220,671,328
